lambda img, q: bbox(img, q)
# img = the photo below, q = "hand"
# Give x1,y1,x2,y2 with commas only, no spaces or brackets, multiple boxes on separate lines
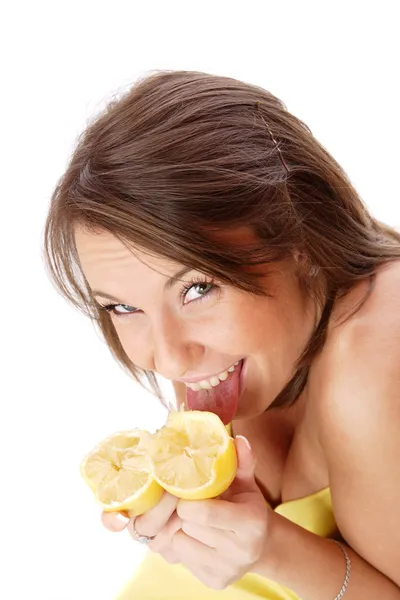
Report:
101,491,182,565
171,436,269,590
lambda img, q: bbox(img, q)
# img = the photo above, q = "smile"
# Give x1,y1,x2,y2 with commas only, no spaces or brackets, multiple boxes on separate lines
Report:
184,361,242,391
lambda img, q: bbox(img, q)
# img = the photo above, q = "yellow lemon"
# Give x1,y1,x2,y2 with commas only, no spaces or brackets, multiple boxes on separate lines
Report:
148,410,237,500
80,429,164,517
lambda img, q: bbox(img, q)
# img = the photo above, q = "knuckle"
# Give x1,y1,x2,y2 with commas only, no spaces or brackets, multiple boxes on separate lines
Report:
209,578,228,591
246,546,261,564
178,499,213,525
181,519,195,537
151,520,180,552
176,499,193,521
133,515,157,538
233,537,261,566
225,561,240,580
134,493,178,537
161,492,180,512
198,502,213,526
171,529,187,556
242,535,265,564
168,514,183,538
142,512,182,553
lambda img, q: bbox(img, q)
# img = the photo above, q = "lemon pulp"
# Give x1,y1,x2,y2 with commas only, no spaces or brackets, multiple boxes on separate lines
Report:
148,411,237,500
80,430,163,516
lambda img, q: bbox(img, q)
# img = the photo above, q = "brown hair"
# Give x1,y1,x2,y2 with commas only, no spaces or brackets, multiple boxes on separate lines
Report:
43,70,400,407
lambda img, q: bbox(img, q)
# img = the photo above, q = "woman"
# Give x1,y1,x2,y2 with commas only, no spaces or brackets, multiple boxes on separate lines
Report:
44,71,400,599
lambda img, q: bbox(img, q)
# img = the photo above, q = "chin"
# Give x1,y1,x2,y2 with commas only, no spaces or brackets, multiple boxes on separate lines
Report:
233,392,271,421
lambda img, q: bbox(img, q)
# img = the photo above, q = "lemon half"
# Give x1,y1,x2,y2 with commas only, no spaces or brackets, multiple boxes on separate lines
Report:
80,430,163,517
148,410,237,500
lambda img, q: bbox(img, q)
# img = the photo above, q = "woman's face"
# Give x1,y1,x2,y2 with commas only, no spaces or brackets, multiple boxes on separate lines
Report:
75,226,317,421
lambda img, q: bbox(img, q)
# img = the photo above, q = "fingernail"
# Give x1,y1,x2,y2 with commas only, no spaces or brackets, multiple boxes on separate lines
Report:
236,435,251,450
101,510,131,532
115,512,130,526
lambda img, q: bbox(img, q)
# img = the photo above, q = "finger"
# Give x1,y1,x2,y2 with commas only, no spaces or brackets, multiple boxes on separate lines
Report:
178,497,266,538
101,510,130,532
229,436,259,496
134,492,178,538
177,498,242,532
181,519,236,551
172,529,217,568
148,512,182,553
216,436,259,502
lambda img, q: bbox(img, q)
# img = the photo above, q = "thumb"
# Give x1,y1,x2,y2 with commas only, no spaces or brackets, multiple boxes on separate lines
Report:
220,435,259,500
234,436,257,488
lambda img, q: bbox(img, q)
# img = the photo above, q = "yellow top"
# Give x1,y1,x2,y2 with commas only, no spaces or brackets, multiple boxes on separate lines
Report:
115,486,336,599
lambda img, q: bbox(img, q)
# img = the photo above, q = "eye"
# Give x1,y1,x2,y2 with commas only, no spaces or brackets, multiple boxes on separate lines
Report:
179,278,215,304
97,276,216,319
98,303,138,318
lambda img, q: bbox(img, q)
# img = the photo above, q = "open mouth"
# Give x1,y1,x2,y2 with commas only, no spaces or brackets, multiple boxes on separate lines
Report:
185,359,245,424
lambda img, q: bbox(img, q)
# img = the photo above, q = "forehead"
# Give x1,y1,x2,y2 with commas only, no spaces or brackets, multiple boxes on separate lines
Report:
74,224,262,287
74,226,177,285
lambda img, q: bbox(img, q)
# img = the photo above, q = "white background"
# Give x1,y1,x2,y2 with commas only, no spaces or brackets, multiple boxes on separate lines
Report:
2,1,399,599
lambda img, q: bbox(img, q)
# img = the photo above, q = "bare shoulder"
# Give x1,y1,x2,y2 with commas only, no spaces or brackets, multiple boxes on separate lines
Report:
314,259,400,427
332,259,400,346
311,260,400,457
310,261,400,583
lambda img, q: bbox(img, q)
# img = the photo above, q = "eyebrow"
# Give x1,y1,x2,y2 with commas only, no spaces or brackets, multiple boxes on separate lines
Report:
92,266,192,303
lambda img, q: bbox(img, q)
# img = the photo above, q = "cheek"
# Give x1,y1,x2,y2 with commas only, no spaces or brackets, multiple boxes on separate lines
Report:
206,297,277,351
221,299,299,367
112,319,154,368
108,295,282,364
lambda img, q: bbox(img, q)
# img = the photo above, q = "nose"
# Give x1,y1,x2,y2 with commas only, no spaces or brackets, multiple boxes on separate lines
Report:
152,310,204,381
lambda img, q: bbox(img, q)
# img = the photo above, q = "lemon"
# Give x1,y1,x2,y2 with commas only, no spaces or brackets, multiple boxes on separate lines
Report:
148,410,237,500
80,429,164,517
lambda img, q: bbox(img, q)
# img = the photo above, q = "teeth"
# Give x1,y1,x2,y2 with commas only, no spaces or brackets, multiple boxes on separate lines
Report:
187,382,202,391
199,380,212,390
185,360,242,392
218,371,229,381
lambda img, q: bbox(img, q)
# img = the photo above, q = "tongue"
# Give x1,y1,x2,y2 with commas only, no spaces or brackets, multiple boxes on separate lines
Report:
186,367,240,425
